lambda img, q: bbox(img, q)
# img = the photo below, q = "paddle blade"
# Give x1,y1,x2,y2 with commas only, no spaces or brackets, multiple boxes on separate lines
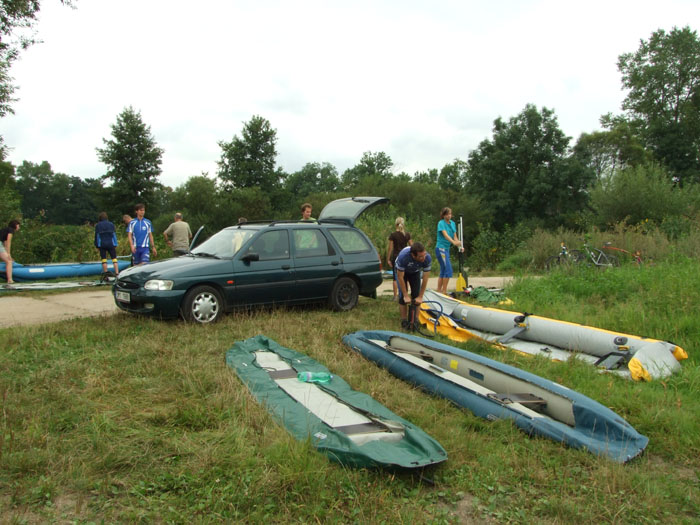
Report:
456,273,466,292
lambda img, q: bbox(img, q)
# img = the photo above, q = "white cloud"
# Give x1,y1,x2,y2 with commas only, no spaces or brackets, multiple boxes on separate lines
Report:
1,0,697,188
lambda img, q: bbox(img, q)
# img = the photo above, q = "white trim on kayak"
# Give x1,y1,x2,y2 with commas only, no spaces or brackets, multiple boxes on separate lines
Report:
253,351,405,445
371,337,576,426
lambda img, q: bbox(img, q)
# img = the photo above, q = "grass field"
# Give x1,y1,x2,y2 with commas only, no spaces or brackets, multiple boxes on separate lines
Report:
0,261,698,523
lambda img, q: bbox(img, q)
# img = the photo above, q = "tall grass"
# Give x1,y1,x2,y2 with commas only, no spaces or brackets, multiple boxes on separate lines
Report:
1,261,698,522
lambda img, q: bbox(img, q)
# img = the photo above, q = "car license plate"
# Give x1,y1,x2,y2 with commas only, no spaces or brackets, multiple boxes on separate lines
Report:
115,290,130,303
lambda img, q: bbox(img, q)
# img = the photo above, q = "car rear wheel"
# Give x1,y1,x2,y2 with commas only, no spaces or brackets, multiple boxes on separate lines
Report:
329,277,359,311
182,285,223,323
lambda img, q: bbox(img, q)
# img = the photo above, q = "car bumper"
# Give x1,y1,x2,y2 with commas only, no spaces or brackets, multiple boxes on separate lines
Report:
113,288,184,318
358,272,382,297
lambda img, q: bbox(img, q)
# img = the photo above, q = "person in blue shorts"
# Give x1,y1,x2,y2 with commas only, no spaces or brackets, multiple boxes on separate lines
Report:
394,242,432,329
94,212,120,275
435,207,463,294
128,203,157,265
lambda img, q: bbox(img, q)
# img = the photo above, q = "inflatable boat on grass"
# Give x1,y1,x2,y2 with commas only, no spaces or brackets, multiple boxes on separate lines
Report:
342,330,649,463
226,335,447,470
418,289,686,381
1,259,131,282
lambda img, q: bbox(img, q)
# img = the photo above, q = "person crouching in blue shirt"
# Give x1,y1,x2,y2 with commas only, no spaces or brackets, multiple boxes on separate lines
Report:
127,203,157,265
394,242,432,329
94,212,120,275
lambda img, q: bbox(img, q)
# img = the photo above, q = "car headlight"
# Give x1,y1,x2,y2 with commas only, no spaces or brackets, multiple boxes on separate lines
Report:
144,279,174,291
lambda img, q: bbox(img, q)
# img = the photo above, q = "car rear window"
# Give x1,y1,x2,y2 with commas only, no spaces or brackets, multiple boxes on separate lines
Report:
328,228,372,253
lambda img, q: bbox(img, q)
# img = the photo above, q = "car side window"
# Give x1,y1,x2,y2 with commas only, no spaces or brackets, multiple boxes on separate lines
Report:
293,229,335,258
249,230,290,260
328,228,371,253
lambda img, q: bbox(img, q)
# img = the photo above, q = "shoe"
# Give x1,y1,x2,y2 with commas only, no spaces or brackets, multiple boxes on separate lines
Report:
401,319,410,330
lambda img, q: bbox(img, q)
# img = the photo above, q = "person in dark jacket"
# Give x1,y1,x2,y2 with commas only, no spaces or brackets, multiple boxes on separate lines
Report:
94,212,120,275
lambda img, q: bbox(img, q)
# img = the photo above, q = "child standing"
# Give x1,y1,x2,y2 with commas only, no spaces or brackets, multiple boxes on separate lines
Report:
94,212,120,275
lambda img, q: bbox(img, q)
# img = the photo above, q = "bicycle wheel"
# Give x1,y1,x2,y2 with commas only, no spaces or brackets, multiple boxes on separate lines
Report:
595,250,619,267
607,254,620,267
569,250,588,265
545,255,562,270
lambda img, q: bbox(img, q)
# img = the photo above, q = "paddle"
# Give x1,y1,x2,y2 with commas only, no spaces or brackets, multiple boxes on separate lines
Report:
456,216,467,292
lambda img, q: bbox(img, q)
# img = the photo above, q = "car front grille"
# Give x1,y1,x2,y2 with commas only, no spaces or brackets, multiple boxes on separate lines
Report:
115,279,140,290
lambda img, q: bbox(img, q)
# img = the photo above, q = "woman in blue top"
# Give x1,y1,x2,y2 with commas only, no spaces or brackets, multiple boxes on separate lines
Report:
435,207,463,294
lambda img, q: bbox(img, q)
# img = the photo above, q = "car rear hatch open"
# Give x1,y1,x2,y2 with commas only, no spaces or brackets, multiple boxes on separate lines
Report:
318,197,389,226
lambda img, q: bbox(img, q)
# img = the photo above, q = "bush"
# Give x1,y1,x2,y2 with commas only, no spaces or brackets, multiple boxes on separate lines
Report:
467,223,532,271
589,163,700,228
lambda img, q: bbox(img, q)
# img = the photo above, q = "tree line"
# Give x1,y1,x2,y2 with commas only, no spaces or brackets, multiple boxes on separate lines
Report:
0,2,699,249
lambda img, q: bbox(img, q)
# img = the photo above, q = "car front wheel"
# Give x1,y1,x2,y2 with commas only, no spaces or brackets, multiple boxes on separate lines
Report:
329,277,359,311
182,285,224,323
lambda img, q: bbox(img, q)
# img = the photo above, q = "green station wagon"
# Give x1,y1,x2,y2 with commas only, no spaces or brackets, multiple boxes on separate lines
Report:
113,197,387,323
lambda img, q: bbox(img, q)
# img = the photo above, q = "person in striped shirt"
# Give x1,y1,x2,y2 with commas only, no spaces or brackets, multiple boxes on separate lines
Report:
127,203,157,265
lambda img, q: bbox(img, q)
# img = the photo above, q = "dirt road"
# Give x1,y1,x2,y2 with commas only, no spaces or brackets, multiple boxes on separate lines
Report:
0,276,513,328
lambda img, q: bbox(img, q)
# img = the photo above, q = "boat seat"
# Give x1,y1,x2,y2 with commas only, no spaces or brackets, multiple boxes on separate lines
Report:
267,369,298,380
335,422,386,435
487,392,547,411
498,324,527,344
594,352,629,370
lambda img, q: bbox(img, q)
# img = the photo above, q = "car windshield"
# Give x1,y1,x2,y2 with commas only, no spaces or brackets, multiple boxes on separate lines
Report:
191,228,256,258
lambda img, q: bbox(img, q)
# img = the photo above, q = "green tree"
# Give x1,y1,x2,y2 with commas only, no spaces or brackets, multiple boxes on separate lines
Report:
341,151,394,188
0,158,21,223
466,104,594,230
573,116,650,182
589,163,690,227
96,106,164,215
413,168,438,185
15,160,99,224
167,173,221,230
438,159,468,191
217,115,281,191
617,26,700,183
285,162,339,197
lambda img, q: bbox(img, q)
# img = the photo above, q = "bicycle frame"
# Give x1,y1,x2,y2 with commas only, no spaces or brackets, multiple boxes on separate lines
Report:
602,242,643,265
579,244,618,268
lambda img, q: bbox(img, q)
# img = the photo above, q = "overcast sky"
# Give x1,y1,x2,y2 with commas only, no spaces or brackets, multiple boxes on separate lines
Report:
1,0,697,188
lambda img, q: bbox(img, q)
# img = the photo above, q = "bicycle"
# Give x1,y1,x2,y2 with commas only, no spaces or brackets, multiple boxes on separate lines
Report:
545,242,577,270
601,242,645,266
574,243,620,268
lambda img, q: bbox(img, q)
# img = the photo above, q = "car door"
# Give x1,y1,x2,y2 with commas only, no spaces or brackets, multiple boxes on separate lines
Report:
232,229,295,305
291,227,342,300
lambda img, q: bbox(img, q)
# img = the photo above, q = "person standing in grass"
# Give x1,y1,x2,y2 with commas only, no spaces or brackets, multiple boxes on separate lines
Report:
128,204,157,265
94,212,120,276
163,212,192,256
394,242,432,329
435,207,463,294
0,220,20,284
387,216,412,301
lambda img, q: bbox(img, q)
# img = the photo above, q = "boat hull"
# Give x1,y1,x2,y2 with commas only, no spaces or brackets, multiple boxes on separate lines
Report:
226,335,447,469
342,330,649,463
420,289,686,380
1,260,131,281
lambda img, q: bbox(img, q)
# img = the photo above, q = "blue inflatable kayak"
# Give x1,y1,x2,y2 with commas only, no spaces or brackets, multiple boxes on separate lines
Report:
343,330,649,463
1,259,131,282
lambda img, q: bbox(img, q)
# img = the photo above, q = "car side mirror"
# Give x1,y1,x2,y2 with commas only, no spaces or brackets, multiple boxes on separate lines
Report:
241,252,260,263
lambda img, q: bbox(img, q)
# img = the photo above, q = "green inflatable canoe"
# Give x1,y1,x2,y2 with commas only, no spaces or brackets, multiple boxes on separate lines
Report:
226,335,447,470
